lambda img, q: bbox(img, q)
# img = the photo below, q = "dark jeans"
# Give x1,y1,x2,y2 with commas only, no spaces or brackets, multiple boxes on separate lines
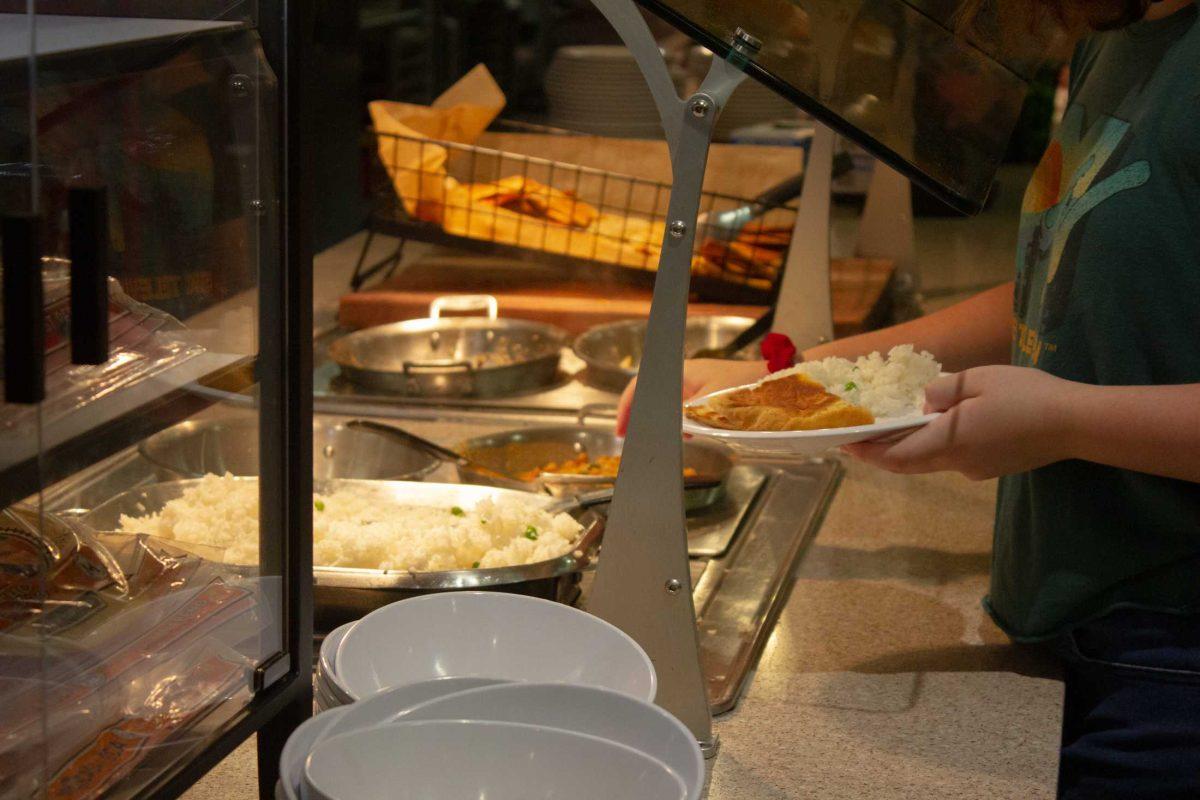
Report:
1053,609,1200,799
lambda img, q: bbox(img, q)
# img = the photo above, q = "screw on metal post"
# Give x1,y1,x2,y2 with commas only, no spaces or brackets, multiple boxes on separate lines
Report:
228,74,251,98
668,220,687,238
665,578,683,595
689,97,712,118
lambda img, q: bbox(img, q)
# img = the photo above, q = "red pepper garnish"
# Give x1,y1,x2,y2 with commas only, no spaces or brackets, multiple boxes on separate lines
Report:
760,332,797,373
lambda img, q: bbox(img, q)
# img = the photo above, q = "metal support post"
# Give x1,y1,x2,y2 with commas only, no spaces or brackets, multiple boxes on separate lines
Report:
585,0,754,758
772,123,835,350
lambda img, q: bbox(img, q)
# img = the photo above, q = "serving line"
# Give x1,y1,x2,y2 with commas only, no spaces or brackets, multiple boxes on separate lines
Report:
186,461,1062,800
35,398,842,716
353,412,842,715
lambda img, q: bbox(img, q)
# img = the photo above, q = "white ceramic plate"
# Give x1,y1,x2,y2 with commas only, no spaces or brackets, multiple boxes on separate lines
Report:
683,384,939,459
396,682,705,800
278,707,348,800
303,720,686,800
334,591,656,703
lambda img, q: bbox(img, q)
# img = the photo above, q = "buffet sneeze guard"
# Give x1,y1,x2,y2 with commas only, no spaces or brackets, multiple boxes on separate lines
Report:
0,1,315,796
588,0,1057,756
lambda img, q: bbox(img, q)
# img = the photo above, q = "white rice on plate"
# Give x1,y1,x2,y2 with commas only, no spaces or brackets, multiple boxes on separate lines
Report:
117,474,582,570
770,344,941,419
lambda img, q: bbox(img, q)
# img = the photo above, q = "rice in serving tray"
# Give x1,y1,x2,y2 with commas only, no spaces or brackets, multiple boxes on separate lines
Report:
776,345,941,419
116,474,582,570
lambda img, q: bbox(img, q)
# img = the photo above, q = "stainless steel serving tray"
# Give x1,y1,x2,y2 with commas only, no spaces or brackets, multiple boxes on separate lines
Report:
80,479,604,610
573,315,758,392
138,417,440,482
456,424,733,512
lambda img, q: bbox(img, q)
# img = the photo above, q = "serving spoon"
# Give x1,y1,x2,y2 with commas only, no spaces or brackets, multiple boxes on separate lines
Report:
346,420,721,494
346,420,533,491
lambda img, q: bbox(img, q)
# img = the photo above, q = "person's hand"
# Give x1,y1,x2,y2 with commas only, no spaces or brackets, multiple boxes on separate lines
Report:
842,365,1081,480
616,359,768,436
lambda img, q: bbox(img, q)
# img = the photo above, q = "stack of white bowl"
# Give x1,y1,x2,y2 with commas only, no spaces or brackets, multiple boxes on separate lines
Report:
544,45,674,139
287,592,700,800
312,622,354,712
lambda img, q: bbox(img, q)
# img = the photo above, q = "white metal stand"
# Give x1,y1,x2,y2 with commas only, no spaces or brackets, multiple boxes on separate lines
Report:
583,0,759,758
583,0,916,758
771,135,917,350
772,124,835,349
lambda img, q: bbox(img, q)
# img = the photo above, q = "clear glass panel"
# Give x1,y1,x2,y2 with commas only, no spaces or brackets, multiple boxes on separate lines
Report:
636,0,1065,212
1,4,284,796
1,6,52,798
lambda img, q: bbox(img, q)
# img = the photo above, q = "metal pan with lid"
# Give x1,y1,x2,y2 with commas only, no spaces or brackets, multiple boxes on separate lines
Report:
329,295,569,397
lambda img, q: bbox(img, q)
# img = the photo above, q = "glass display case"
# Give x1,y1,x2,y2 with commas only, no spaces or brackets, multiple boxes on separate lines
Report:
0,1,312,797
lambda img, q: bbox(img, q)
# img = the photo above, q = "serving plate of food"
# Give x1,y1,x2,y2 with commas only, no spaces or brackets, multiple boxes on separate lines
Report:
682,346,943,458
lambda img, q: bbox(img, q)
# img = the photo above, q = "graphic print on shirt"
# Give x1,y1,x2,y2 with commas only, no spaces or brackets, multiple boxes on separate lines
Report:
1013,103,1150,366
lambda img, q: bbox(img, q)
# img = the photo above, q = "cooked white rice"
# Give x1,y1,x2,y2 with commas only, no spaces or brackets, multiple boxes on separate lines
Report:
771,344,941,419
117,474,582,571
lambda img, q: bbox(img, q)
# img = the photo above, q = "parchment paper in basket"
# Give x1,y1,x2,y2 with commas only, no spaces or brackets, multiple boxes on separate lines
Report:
368,64,506,222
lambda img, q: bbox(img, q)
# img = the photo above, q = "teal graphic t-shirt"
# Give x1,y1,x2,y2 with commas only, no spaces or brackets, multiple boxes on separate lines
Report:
987,7,1200,640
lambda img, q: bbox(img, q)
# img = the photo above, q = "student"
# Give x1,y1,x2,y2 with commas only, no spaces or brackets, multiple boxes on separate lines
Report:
618,1,1200,796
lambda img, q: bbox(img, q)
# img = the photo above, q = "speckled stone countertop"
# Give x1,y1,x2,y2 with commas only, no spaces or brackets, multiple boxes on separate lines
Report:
183,458,1063,800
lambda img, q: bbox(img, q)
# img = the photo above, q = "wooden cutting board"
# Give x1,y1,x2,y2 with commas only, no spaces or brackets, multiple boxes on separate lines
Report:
338,256,894,337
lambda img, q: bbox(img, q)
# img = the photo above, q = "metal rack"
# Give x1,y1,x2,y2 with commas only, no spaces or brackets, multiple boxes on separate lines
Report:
353,128,797,304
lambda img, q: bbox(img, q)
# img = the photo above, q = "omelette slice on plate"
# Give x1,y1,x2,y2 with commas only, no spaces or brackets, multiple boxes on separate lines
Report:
685,372,874,432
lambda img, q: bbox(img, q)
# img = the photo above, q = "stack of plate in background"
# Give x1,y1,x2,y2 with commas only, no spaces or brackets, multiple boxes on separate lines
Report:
286,592,697,799
544,45,678,139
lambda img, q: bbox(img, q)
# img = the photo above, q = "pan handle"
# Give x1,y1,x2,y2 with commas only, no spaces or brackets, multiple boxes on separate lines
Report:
577,403,618,426
566,512,607,571
429,294,499,320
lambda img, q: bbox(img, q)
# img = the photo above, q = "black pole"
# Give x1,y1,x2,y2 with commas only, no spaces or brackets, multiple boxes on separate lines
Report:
255,0,315,795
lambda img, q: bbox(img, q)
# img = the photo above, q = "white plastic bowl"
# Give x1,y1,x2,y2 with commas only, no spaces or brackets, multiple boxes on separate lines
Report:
333,592,656,702
397,682,705,800
278,707,348,800
303,720,686,800
314,676,508,748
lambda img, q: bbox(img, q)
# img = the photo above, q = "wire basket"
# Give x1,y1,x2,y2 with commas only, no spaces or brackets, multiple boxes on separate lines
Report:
364,128,797,304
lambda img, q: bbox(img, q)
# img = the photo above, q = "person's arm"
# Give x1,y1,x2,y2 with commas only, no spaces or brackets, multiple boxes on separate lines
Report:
803,281,1015,371
845,366,1200,484
616,281,1014,434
